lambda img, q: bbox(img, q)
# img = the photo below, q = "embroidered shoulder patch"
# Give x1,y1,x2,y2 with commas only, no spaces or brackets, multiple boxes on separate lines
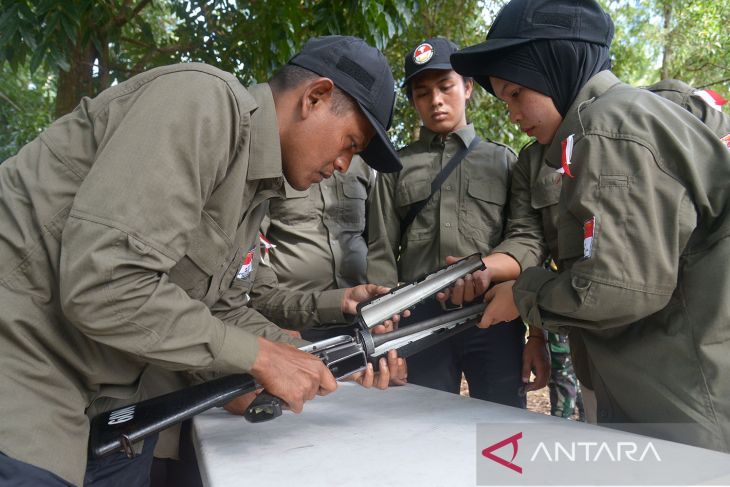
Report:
583,217,595,258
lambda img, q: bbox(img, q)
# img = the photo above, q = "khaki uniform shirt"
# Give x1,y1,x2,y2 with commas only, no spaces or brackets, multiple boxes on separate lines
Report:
495,79,730,390
250,157,374,328
367,124,516,285
0,64,299,485
646,79,730,136
512,71,730,452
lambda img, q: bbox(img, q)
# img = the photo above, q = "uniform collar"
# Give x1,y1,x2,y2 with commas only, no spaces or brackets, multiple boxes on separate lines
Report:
545,71,623,169
246,83,284,181
420,123,476,151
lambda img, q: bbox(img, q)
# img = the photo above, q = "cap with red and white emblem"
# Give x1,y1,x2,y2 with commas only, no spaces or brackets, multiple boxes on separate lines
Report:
413,43,434,64
403,37,459,87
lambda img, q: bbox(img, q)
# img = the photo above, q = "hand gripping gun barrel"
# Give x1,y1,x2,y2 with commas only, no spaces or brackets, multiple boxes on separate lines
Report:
88,254,485,459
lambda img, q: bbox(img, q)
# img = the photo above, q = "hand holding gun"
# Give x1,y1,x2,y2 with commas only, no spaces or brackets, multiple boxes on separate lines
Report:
89,254,486,459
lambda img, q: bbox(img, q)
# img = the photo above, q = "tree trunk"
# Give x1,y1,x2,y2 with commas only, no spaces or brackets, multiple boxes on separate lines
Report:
55,36,97,119
660,1,673,80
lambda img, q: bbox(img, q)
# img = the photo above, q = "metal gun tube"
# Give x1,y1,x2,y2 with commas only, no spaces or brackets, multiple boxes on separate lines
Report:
369,302,485,349
357,253,484,328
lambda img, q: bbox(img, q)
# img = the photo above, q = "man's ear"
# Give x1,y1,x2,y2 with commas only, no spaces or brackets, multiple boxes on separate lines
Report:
300,78,335,119
464,77,474,102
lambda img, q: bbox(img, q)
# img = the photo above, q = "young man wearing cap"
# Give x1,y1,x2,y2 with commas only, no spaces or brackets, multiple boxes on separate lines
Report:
248,156,375,342
367,37,549,406
0,35,403,485
450,0,730,451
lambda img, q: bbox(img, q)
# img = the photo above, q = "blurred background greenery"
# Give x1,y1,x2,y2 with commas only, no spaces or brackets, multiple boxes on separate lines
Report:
1,0,728,161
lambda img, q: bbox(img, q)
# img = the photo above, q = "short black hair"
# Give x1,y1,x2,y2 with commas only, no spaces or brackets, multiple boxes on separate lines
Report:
270,64,357,116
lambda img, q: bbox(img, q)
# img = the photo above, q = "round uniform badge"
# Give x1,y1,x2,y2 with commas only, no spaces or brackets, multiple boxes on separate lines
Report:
413,43,434,64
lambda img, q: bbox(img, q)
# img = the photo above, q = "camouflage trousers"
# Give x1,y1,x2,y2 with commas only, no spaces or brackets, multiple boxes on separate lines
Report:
548,332,585,420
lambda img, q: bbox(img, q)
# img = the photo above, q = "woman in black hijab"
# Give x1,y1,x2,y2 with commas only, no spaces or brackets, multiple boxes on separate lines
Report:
449,0,730,457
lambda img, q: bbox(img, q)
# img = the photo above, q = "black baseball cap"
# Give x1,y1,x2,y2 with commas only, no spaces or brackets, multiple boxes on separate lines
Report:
288,35,401,173
403,37,459,87
451,0,614,77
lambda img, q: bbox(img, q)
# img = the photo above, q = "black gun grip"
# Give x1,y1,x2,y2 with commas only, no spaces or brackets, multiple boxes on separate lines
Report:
243,392,283,423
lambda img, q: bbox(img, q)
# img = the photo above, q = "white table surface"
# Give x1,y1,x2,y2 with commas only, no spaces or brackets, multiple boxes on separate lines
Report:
193,382,730,486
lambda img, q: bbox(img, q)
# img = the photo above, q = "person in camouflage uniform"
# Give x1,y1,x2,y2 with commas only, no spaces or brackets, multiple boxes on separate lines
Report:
548,332,580,418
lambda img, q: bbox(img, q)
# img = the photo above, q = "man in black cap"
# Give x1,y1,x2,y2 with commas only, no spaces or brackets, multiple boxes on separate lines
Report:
0,35,403,485
450,0,730,452
368,37,549,407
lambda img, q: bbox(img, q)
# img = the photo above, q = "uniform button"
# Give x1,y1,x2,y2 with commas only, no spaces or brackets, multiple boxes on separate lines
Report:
444,185,452,191
444,222,452,228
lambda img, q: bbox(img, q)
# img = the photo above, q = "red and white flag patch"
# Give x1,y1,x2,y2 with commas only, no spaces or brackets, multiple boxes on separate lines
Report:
583,217,595,258
695,89,728,111
237,249,255,280
558,134,575,178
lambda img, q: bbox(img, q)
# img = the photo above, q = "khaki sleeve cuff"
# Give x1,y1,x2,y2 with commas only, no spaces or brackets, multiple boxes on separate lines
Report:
513,267,558,329
314,288,347,326
210,323,260,374
491,243,542,271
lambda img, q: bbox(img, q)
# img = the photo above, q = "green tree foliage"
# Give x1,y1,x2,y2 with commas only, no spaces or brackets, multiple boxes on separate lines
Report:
0,0,728,161
0,63,55,161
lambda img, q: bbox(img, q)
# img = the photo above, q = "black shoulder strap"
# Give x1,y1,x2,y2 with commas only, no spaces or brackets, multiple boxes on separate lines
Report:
400,136,481,236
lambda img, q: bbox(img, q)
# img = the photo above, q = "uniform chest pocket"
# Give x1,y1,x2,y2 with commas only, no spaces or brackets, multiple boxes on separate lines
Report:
531,172,562,210
395,178,433,240
461,179,508,246
169,213,231,302
274,190,317,226
466,178,507,206
339,175,368,227
395,178,431,207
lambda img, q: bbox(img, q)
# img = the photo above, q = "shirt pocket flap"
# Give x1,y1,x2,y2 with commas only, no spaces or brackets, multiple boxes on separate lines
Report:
531,173,562,209
557,219,585,261
467,178,507,205
342,178,367,199
186,213,231,275
396,178,432,207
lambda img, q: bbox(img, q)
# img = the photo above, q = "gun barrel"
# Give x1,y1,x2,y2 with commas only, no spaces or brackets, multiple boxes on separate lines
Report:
370,302,484,349
357,253,484,328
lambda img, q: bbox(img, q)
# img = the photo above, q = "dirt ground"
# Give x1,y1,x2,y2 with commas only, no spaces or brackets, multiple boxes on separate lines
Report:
460,375,581,421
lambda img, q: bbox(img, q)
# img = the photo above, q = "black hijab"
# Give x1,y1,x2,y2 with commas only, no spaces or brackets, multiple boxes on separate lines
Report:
483,39,612,117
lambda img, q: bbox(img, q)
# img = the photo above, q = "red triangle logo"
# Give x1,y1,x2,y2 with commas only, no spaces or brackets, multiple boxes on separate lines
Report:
481,432,523,474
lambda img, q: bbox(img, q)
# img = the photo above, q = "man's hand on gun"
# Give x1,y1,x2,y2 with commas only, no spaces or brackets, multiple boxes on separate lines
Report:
436,255,524,329
248,337,337,414
225,285,409,416
342,283,410,332
351,349,408,388
436,256,492,307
